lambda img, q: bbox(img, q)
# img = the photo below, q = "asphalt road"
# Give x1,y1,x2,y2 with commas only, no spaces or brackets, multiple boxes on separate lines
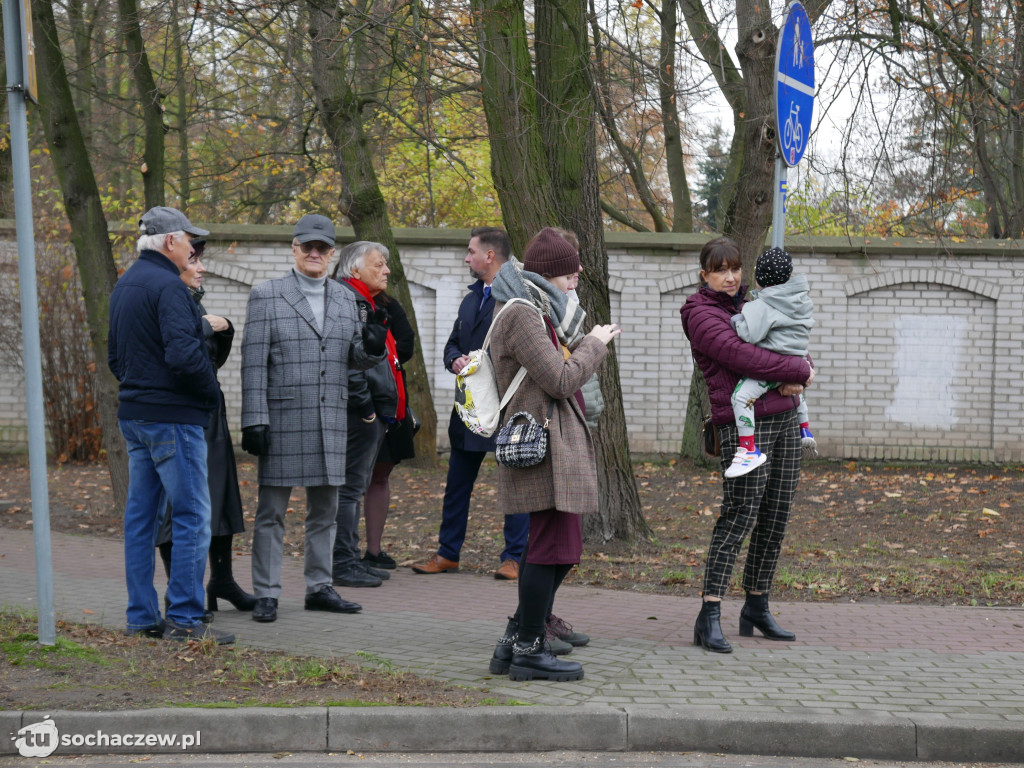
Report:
2,753,1021,768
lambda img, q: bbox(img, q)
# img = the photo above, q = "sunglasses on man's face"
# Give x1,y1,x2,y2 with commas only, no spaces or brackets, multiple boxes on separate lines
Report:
297,241,333,254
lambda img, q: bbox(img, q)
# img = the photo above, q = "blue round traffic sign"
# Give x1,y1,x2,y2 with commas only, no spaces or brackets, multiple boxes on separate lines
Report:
775,2,814,166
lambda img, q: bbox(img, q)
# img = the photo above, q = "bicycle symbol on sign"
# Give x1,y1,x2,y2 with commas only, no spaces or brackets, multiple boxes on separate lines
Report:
782,101,803,163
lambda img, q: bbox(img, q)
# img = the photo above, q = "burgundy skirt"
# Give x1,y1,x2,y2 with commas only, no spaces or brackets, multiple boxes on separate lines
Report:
524,508,582,565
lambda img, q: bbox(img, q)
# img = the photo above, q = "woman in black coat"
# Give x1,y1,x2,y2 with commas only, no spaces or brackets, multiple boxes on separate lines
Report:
361,294,417,569
156,240,254,615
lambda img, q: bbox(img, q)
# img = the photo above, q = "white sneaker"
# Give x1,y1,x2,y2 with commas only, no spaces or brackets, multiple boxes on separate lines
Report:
724,447,767,478
800,427,819,459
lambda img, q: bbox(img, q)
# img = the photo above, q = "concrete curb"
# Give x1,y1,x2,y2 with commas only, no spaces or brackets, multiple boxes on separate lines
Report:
5,706,1023,761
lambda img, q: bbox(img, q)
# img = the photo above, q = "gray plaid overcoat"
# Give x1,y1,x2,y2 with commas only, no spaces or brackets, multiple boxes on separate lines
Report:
241,270,383,487
489,301,609,515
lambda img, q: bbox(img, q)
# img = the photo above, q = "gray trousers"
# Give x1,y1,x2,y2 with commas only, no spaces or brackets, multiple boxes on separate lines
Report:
333,416,387,572
252,484,338,598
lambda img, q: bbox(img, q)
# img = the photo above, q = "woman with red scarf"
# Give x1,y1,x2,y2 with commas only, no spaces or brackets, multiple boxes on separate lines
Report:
330,241,406,589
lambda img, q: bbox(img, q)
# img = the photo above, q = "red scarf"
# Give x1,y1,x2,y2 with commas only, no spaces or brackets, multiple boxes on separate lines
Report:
344,278,406,421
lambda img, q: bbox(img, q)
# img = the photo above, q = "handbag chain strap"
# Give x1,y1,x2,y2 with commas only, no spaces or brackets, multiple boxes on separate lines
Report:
541,400,555,429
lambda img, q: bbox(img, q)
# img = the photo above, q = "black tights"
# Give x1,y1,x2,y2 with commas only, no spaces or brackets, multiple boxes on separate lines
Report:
158,534,236,584
515,561,573,645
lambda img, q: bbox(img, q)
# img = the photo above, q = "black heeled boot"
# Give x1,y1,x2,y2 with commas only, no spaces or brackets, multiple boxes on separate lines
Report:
207,535,256,612
739,592,795,641
508,636,584,682
488,616,518,675
693,600,732,653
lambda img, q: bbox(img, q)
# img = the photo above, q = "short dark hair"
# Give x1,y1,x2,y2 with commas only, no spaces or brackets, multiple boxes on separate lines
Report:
470,227,511,262
698,237,742,284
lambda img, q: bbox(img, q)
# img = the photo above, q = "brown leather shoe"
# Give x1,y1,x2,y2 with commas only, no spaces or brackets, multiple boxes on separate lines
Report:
411,554,459,574
494,559,519,580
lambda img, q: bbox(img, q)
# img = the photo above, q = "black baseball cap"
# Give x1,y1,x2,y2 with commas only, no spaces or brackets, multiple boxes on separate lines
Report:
293,214,336,247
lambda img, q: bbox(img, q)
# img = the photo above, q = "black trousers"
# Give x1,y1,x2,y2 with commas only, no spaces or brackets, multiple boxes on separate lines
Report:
702,409,801,598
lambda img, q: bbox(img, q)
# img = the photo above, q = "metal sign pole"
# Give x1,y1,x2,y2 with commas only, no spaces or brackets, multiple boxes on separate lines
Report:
771,156,787,250
4,0,56,646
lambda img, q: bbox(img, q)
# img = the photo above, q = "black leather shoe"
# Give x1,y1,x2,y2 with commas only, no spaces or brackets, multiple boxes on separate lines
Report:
488,616,518,675
739,593,796,641
508,637,584,682
693,600,733,653
207,579,257,612
305,585,362,614
252,597,278,623
332,564,382,588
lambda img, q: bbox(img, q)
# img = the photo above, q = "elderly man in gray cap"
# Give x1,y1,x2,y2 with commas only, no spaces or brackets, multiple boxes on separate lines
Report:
108,206,234,644
241,213,388,623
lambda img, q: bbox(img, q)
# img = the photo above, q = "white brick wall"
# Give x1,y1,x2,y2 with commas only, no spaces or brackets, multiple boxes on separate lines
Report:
1,227,1023,463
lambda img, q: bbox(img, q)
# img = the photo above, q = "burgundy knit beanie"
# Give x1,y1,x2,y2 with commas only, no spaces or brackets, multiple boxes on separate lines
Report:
523,228,580,278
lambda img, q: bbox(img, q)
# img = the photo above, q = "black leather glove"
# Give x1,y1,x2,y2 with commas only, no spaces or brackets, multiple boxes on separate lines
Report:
241,425,269,456
361,306,389,356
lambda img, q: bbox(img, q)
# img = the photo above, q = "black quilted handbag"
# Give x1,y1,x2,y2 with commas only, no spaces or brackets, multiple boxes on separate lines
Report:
494,402,555,468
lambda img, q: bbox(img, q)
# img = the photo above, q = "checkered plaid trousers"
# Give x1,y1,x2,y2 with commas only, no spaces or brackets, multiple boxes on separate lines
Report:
702,408,802,598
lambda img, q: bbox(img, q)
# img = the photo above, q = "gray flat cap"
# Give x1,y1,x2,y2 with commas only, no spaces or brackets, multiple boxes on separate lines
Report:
139,206,209,237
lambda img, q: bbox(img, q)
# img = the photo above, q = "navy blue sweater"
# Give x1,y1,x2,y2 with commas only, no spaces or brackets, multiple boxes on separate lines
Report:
107,250,218,425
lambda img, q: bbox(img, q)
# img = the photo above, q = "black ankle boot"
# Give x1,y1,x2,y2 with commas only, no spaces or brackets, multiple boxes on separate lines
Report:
488,617,518,675
739,592,795,641
207,579,257,612
693,600,732,653
508,637,584,682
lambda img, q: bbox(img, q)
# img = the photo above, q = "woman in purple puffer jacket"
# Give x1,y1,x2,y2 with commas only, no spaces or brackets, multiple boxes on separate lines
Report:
680,237,815,654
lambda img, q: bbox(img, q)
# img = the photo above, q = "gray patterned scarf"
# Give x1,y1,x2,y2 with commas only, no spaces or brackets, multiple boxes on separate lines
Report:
490,257,587,350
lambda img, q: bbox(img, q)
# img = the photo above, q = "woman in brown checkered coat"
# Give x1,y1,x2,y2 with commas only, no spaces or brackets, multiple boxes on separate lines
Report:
484,228,621,682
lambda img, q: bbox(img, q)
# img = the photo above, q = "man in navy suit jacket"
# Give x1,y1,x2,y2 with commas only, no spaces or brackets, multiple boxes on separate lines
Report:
411,228,528,580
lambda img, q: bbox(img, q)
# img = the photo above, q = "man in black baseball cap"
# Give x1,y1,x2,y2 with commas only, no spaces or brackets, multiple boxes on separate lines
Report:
241,212,389,623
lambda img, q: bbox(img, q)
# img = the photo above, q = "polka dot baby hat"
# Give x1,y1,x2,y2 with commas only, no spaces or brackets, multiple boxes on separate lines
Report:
754,247,792,288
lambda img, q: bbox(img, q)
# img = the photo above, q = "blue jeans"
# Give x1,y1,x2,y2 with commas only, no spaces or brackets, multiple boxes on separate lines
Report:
437,447,528,563
120,419,211,631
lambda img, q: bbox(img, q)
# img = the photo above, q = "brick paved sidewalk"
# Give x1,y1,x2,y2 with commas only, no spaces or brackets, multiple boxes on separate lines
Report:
2,527,1023,721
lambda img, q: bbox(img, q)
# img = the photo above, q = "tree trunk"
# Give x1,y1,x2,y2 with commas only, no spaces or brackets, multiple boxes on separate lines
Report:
658,0,693,233
66,0,94,144
471,0,558,251
305,0,438,466
172,0,190,210
536,0,647,542
32,0,129,510
118,0,165,208
721,0,776,268
681,365,716,468
0,14,13,219
1007,0,1024,237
